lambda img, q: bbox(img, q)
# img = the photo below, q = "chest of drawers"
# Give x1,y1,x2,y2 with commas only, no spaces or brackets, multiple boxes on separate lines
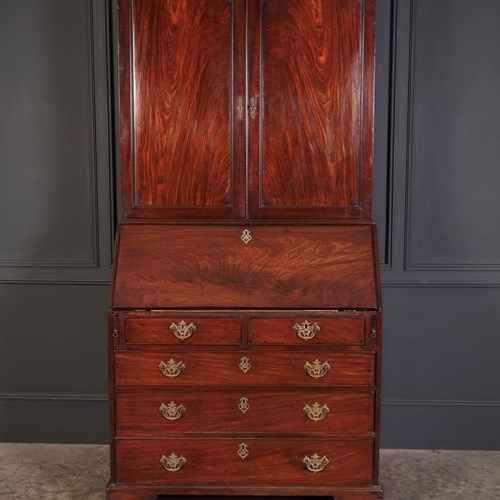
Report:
107,224,382,499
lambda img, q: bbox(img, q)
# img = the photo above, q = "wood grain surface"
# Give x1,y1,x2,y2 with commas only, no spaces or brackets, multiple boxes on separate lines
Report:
249,315,366,346
114,351,375,387
125,315,242,346
248,0,375,218
133,0,231,207
112,224,379,309
115,390,374,434
115,437,374,485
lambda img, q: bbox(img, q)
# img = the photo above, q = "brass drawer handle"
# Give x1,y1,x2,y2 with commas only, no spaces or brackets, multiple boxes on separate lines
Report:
303,402,330,422
238,443,249,460
303,453,329,473
239,356,251,373
169,320,196,340
158,358,185,378
160,453,186,472
238,397,250,414
159,401,186,421
293,320,320,341
304,359,330,379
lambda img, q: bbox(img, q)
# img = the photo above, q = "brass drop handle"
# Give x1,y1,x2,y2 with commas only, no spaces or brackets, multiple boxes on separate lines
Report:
303,453,329,473
169,320,196,340
303,402,330,422
159,401,186,421
158,358,185,378
160,453,186,472
293,320,320,341
304,359,330,379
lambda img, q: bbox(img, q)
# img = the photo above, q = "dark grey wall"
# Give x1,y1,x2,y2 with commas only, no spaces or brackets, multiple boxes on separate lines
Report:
0,0,499,449
0,0,113,443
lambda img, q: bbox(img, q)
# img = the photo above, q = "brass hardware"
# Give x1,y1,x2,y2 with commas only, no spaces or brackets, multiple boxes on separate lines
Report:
158,358,185,378
240,229,252,244
236,96,244,120
238,443,249,460
112,329,119,338
302,453,329,473
169,320,197,340
160,453,186,472
239,356,251,373
238,397,250,414
249,95,258,119
370,328,377,339
159,401,186,421
303,402,330,422
304,359,330,379
293,320,320,341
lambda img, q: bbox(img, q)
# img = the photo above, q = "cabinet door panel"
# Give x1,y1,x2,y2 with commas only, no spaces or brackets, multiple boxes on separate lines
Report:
119,0,245,218
248,0,375,219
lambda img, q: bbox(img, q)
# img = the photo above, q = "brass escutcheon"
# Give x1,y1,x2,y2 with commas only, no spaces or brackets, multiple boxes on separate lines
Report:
236,96,245,120
238,397,250,414
158,358,185,378
239,356,251,373
240,229,252,244
293,320,320,341
160,453,186,472
238,443,249,460
302,453,329,473
169,320,197,340
303,402,330,422
249,95,258,119
304,359,330,379
159,401,186,421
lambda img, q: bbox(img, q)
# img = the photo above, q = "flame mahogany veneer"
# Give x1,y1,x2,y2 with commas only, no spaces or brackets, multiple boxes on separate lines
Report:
108,0,382,498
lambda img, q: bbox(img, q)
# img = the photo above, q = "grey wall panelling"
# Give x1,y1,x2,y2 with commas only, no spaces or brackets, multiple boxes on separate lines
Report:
0,0,112,443
376,0,500,449
0,0,499,449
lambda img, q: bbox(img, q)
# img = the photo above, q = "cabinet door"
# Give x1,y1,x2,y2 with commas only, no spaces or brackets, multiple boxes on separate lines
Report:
119,0,245,219
248,0,375,219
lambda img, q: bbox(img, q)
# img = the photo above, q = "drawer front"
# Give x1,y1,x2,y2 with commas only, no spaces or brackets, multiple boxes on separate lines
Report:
115,438,373,486
116,391,374,434
125,315,242,345
114,352,375,387
249,315,366,346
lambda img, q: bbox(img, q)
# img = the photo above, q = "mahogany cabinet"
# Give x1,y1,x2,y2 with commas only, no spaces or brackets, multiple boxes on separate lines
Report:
108,1,382,499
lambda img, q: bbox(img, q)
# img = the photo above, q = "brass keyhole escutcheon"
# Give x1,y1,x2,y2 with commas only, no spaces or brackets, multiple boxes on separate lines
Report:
240,229,252,244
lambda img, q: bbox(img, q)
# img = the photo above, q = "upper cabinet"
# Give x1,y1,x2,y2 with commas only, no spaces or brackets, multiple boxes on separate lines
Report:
118,0,375,220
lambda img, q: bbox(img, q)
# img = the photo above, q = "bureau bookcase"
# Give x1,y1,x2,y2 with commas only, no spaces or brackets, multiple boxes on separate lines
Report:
108,1,383,499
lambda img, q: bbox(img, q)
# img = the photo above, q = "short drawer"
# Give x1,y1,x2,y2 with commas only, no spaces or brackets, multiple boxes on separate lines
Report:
249,314,366,346
124,315,242,345
115,390,374,435
114,352,375,387
115,438,374,486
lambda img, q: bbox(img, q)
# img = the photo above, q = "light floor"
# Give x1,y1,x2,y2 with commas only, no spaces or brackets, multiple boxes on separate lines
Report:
0,444,499,500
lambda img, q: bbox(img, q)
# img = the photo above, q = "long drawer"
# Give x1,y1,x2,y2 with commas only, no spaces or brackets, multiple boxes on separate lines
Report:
114,351,375,387
115,438,374,486
115,390,374,434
